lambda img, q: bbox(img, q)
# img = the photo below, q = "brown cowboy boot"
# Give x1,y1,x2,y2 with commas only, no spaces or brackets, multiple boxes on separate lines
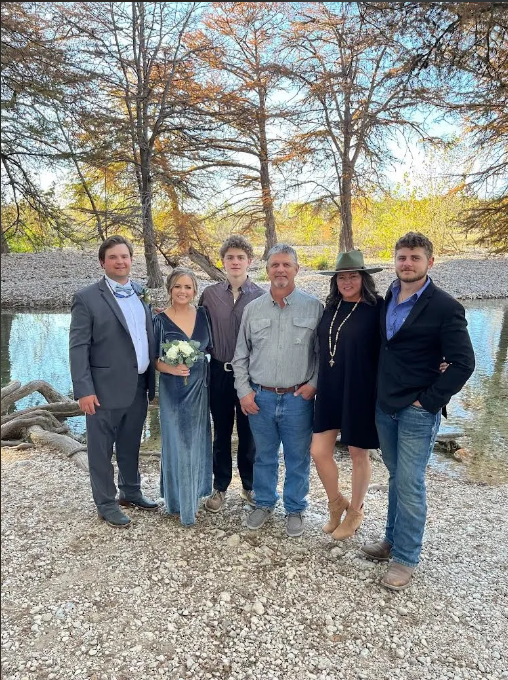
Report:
360,539,392,562
381,562,415,591
322,494,350,534
331,505,364,540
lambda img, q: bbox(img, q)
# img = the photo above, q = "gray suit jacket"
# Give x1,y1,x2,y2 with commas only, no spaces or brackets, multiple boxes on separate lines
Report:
69,277,156,409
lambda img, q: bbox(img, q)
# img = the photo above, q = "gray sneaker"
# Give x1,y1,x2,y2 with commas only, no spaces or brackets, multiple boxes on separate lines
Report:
246,507,273,530
205,490,226,513
240,488,256,507
286,512,304,538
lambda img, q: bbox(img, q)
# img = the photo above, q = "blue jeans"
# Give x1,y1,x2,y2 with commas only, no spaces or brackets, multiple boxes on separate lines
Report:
247,385,313,514
375,403,441,567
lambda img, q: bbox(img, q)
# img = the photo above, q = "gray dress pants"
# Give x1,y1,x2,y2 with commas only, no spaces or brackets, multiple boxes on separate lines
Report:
86,373,148,513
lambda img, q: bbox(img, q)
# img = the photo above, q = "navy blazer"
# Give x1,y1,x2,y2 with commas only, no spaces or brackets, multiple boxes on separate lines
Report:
377,280,475,415
69,277,156,409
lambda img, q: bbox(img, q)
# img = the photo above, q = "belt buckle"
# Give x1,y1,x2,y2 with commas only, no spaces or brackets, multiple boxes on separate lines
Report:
224,362,233,372
275,387,285,394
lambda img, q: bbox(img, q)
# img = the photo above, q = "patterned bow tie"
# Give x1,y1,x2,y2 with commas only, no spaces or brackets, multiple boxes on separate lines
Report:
114,282,135,298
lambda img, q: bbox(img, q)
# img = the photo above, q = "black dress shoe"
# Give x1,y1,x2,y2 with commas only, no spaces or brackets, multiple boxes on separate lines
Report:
119,495,159,511
98,508,132,528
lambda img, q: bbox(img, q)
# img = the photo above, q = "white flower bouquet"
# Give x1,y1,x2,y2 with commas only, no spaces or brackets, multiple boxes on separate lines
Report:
160,339,204,385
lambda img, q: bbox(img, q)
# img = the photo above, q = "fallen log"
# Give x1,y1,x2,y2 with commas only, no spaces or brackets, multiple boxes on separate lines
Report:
1,439,24,447
187,246,227,282
28,426,88,472
1,401,82,426
0,442,34,451
1,380,72,415
1,380,21,402
1,410,69,441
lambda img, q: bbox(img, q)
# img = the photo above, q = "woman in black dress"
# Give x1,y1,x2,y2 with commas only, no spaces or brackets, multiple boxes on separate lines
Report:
311,251,383,540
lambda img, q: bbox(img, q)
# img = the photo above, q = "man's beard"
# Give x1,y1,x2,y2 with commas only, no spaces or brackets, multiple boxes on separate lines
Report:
272,278,289,288
397,271,427,284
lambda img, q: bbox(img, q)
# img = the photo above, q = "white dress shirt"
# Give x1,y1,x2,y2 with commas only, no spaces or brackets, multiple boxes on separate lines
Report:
104,275,150,374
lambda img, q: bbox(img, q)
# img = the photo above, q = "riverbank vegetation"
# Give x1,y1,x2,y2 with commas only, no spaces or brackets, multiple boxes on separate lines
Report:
2,2,507,279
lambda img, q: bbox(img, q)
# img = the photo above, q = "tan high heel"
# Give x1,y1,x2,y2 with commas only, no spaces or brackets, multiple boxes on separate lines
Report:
322,494,350,534
331,505,364,540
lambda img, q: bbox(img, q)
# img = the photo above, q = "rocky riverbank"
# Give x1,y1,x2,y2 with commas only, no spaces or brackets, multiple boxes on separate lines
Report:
1,248,507,309
1,447,507,680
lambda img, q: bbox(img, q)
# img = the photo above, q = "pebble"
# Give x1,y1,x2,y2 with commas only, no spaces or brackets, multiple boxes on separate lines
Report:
1,249,507,310
1,438,507,680
252,601,265,615
227,534,241,547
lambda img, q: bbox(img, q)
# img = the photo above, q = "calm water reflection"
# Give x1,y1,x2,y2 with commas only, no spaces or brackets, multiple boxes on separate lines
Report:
1,300,507,481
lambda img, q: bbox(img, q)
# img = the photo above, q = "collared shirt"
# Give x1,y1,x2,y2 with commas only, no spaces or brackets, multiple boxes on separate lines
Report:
386,276,432,340
104,275,150,373
199,277,266,363
233,288,323,399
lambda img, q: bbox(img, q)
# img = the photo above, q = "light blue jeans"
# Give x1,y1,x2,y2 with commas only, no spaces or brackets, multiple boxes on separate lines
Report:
247,384,313,514
375,403,441,567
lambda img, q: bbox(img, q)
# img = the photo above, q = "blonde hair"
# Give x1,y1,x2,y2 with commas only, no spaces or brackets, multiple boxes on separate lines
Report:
166,267,199,303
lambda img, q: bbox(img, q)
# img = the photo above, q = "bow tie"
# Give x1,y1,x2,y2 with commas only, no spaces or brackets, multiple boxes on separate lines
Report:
114,282,135,298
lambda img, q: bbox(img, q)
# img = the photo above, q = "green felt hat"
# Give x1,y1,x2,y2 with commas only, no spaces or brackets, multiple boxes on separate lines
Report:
316,250,383,275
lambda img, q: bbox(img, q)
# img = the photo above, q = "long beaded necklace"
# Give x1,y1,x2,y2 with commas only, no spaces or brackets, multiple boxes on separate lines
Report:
328,298,362,367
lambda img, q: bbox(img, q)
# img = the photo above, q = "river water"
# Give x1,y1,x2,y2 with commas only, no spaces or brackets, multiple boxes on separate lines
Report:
1,299,507,483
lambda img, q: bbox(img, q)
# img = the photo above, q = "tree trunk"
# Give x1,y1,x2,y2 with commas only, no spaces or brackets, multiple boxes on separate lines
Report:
340,160,354,251
140,151,164,288
1,314,13,386
1,229,10,253
188,247,227,282
258,96,277,260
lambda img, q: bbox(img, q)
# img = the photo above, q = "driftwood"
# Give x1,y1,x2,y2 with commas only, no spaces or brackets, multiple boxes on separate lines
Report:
1,380,72,415
1,381,86,470
1,401,82,426
187,246,226,282
28,426,88,472
0,440,34,450
2,410,69,441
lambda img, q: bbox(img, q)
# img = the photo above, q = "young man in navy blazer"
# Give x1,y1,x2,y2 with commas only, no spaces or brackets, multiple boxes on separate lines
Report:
361,232,475,590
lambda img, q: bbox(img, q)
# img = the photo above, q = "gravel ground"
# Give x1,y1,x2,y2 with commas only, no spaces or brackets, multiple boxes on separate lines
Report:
2,247,507,679
1,248,507,309
1,447,507,680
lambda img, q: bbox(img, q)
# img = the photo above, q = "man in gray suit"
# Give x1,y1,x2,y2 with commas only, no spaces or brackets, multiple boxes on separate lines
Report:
69,235,158,527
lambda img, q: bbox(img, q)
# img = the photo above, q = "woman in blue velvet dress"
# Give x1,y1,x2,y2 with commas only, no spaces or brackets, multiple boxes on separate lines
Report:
154,267,212,525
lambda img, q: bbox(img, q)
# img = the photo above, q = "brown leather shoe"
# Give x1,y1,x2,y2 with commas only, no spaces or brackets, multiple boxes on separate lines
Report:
360,539,392,562
380,562,415,591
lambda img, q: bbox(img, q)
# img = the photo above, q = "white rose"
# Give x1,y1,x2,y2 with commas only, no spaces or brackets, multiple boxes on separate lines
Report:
165,346,179,360
179,342,194,357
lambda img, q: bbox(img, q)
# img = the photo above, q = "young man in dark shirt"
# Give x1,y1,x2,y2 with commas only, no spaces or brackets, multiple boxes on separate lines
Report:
199,236,265,512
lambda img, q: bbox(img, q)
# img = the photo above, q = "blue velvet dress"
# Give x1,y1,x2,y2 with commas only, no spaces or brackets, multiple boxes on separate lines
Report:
153,307,213,525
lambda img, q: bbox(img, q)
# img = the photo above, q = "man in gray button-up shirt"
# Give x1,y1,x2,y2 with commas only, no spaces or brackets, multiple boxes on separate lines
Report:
233,244,323,537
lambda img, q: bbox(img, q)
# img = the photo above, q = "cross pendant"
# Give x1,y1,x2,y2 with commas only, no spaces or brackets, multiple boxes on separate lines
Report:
329,359,335,367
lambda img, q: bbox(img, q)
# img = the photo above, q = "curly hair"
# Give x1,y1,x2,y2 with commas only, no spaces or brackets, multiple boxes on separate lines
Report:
219,235,254,260
395,232,433,259
325,271,378,309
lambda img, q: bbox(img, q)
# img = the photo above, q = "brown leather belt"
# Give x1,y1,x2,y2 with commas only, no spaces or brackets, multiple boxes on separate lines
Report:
259,383,304,394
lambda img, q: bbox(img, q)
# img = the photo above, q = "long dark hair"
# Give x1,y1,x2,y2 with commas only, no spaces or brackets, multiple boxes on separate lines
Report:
325,271,378,309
